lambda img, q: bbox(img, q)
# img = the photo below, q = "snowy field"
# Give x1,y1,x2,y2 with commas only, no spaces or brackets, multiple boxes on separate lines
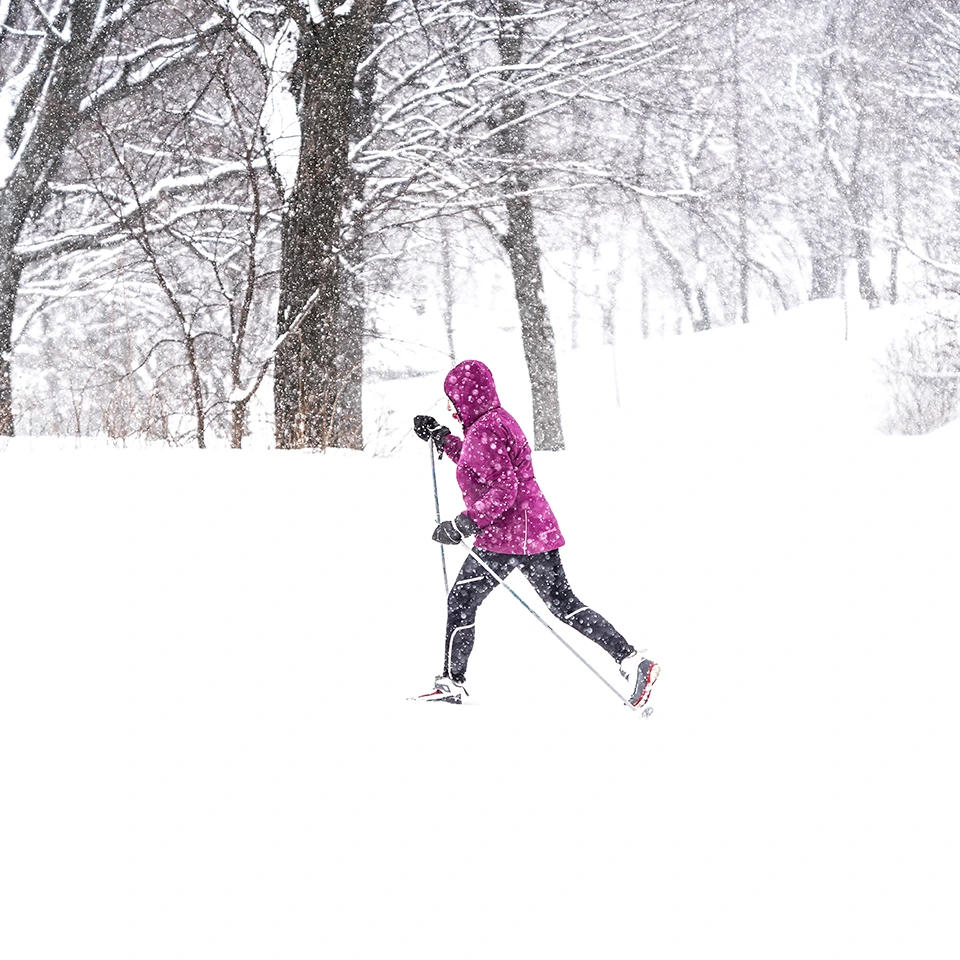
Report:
3,299,959,959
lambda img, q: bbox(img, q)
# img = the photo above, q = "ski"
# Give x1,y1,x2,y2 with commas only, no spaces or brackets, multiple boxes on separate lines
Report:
408,693,462,704
409,657,659,714
409,677,467,704
408,694,653,715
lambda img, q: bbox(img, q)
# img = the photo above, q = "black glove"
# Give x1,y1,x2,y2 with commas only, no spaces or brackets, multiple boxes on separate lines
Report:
432,512,480,545
414,415,451,455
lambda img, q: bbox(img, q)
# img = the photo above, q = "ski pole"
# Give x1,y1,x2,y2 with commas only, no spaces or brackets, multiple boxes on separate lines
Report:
429,442,449,595
457,541,637,710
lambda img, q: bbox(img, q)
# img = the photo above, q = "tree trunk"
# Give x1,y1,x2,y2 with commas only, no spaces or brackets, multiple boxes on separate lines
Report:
184,334,206,449
439,219,457,365
0,243,22,436
491,0,563,451
808,11,844,303
732,0,749,324
852,208,879,307
274,2,384,449
501,191,564,451
847,44,880,309
889,159,905,305
808,231,843,300
694,285,712,333
640,271,650,340
231,401,247,450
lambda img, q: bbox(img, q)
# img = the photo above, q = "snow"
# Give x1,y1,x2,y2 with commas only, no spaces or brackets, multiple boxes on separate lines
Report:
3,299,959,959
256,20,302,200
0,49,33,193
0,109,11,191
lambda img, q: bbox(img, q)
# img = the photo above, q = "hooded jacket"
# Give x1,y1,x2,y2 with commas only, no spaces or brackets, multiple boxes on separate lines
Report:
441,360,564,555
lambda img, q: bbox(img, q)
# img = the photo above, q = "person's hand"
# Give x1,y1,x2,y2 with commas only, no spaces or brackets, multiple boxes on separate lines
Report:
414,415,451,454
432,512,480,545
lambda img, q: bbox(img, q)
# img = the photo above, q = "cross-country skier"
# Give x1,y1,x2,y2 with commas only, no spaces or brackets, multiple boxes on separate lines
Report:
413,358,659,707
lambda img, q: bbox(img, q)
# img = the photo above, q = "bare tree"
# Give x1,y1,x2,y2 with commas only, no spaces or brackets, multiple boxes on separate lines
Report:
363,0,704,445
0,0,226,435
225,1,387,450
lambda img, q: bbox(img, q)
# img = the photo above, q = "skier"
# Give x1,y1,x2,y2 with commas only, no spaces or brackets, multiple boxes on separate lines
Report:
413,359,659,707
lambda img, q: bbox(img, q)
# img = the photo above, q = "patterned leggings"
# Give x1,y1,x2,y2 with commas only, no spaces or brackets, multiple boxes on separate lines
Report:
444,548,633,683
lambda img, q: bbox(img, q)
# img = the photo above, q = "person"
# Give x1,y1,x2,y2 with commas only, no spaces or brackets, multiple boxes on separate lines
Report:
413,359,659,707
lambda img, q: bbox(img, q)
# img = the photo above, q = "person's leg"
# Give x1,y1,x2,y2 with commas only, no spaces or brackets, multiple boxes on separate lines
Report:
519,550,635,662
444,549,518,682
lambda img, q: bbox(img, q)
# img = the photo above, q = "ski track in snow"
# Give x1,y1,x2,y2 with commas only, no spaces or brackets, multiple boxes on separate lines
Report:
2,303,959,958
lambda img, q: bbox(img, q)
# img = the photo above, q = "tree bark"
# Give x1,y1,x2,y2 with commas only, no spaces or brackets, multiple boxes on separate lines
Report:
274,2,384,449
808,236,842,300
845,13,880,310
439,218,457,365
501,190,564,450
808,9,845,302
491,0,563,451
0,245,23,436
889,160,904,305
732,0,749,324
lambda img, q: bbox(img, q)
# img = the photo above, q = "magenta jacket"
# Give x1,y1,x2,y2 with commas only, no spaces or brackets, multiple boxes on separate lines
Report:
441,360,564,555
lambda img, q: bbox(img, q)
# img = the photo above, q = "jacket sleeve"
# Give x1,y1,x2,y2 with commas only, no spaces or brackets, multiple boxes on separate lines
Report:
441,433,463,462
459,424,518,528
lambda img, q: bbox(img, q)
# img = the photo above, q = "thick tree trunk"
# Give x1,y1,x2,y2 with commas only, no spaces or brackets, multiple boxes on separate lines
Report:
492,0,563,451
501,191,564,451
274,2,384,449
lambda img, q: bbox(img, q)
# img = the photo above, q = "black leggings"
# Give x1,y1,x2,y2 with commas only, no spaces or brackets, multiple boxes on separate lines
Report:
444,548,633,682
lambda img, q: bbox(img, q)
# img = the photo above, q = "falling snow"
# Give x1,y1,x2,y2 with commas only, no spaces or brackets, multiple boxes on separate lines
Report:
3,297,958,959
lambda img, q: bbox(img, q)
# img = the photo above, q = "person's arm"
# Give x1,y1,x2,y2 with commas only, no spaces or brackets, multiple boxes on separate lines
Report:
442,433,463,462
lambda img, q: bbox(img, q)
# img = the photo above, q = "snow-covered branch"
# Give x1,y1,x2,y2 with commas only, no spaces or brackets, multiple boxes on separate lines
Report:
79,15,226,115
17,159,268,262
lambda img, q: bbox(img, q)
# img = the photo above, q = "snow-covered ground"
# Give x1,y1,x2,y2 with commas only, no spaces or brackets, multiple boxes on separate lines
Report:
3,299,958,959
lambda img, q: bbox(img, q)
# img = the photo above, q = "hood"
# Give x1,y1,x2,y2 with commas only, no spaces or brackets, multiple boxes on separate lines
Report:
444,359,500,428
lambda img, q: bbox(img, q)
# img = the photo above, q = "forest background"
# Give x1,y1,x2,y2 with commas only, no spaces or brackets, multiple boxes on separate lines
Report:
3,0,960,450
